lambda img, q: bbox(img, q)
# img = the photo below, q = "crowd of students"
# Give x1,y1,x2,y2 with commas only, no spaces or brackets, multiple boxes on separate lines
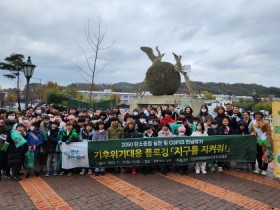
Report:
0,103,273,181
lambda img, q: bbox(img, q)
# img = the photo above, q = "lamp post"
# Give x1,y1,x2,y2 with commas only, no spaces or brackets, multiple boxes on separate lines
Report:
23,56,36,109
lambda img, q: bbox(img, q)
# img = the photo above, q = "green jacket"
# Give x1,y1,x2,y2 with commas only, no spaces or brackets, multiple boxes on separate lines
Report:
61,129,79,142
108,125,124,140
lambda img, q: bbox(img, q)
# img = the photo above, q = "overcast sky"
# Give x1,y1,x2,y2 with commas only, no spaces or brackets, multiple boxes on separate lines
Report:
0,0,279,90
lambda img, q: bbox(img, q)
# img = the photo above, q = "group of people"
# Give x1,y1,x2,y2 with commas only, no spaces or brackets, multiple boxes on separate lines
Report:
0,103,273,181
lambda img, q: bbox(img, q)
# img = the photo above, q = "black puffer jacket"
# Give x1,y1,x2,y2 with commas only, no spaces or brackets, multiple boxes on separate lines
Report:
7,132,27,166
46,129,60,154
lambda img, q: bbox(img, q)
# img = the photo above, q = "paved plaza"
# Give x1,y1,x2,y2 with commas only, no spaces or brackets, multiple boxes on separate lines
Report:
0,165,280,210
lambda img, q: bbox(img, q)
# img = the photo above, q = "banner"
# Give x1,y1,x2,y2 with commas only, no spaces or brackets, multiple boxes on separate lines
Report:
272,101,280,178
60,140,89,169
88,135,256,168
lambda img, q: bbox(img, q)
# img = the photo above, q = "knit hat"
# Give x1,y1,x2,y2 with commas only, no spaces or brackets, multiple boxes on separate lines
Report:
178,125,186,133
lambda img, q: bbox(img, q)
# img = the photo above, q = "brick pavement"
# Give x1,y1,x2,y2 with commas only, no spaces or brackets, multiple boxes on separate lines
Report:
43,175,143,210
188,169,280,209
114,171,247,210
1,168,280,209
0,176,35,210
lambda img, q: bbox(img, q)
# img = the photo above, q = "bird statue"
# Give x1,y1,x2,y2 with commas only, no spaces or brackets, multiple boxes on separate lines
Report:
173,53,193,94
140,46,165,63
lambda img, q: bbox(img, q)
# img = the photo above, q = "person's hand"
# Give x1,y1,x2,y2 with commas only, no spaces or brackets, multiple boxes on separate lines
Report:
66,140,71,145
58,140,62,145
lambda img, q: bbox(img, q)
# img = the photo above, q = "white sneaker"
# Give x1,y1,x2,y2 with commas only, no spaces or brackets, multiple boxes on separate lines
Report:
195,168,200,174
88,169,93,175
201,169,207,174
210,167,215,172
218,167,223,173
254,168,261,174
80,169,85,175
261,170,267,176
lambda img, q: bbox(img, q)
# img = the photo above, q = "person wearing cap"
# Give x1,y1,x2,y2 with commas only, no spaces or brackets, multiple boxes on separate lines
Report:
107,117,124,140
45,120,61,177
160,110,175,127
25,122,44,178
151,118,160,136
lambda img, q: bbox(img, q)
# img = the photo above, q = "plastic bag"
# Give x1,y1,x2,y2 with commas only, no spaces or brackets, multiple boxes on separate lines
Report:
55,144,60,152
24,150,34,169
262,149,274,164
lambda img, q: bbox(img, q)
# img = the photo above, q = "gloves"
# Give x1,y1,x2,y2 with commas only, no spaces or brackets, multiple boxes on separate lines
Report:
58,141,62,145
66,140,71,145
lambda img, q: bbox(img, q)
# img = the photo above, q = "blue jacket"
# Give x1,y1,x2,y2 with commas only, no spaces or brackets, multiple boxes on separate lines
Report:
26,129,44,155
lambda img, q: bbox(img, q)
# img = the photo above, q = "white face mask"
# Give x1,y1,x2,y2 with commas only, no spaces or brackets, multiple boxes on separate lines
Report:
30,126,35,131
139,118,146,123
133,112,138,116
23,120,29,124
35,110,42,114
197,125,202,131
201,108,207,113
8,116,15,121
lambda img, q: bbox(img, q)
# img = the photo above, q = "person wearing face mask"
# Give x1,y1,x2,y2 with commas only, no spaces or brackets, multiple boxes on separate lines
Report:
0,111,18,179
132,108,139,119
136,114,147,134
25,122,44,178
191,122,208,174
196,105,213,123
34,105,43,118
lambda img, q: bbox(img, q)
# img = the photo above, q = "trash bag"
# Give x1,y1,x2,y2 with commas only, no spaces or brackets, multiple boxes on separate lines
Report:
262,149,274,164
55,144,61,152
24,150,34,169
56,153,62,171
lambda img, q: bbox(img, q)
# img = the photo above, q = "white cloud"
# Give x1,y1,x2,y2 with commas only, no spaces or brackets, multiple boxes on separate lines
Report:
0,0,279,90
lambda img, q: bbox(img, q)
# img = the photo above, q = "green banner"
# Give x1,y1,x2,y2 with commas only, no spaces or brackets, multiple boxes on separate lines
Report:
88,135,257,167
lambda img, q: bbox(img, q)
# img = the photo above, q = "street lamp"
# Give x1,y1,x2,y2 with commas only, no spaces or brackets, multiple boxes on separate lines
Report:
23,56,36,109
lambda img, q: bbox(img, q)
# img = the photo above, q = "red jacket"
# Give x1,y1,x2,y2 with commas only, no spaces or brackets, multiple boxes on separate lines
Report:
160,117,175,126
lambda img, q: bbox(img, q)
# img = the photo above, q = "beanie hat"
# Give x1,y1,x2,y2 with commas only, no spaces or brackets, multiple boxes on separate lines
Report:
178,125,186,133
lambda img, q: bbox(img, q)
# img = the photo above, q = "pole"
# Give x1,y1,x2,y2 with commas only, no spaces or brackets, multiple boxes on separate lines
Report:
25,77,30,110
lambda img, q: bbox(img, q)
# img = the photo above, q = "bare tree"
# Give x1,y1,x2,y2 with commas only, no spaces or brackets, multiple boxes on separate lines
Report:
73,19,113,102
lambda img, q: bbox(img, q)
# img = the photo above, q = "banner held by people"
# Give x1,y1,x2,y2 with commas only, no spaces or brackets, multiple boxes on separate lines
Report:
61,135,256,168
60,140,89,169
272,101,280,178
